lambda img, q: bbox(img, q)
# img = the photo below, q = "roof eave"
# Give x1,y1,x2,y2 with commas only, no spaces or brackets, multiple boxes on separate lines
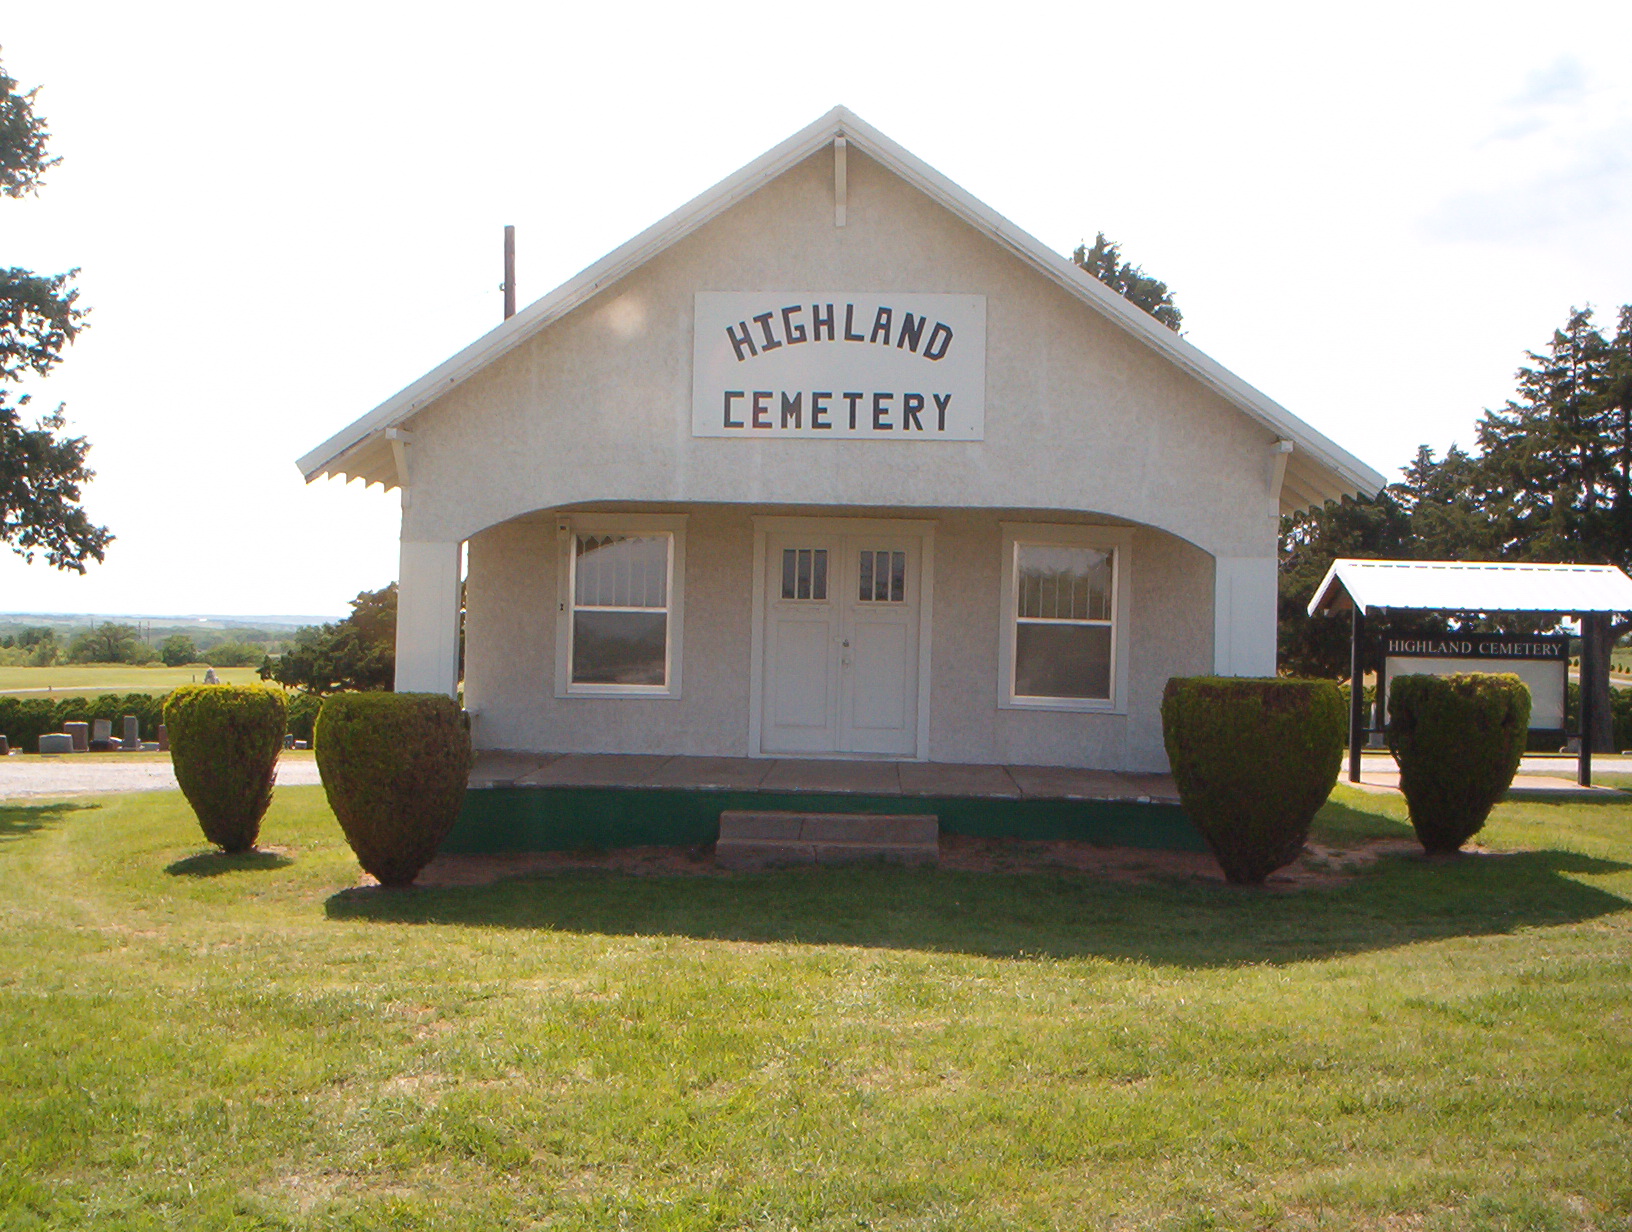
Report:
300,105,1387,506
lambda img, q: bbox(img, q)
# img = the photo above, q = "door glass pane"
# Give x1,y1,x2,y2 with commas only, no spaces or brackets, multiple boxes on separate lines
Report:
1016,545,1111,620
1014,623,1111,700
572,610,667,685
781,548,828,600
858,550,906,603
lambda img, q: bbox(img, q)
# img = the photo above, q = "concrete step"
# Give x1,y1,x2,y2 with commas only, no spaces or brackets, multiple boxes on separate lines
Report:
716,810,939,870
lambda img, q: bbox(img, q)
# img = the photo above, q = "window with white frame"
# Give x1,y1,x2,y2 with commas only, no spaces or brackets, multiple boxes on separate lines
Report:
557,515,685,697
999,524,1130,711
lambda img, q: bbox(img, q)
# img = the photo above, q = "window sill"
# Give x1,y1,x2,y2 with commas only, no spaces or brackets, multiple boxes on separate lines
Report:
557,684,682,701
999,696,1125,715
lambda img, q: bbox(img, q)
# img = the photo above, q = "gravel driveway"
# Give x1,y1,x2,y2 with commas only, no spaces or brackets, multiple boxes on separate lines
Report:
0,757,322,800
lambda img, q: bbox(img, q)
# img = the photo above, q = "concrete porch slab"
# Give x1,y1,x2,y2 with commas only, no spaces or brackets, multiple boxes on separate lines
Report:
516,753,673,788
758,759,903,795
467,749,1183,805
645,756,778,790
898,761,1021,798
1007,765,1175,802
469,751,555,788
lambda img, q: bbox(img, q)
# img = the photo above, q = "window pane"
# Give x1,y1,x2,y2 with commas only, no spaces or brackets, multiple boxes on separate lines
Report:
890,551,905,602
1016,545,1111,620
781,547,829,601
572,610,667,685
859,550,874,602
1014,622,1111,700
576,534,667,608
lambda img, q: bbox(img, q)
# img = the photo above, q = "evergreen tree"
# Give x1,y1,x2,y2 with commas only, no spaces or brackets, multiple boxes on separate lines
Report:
262,584,397,694
1474,308,1617,568
1072,233,1182,331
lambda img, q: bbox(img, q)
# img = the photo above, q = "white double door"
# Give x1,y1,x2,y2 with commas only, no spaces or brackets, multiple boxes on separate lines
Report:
761,529,924,757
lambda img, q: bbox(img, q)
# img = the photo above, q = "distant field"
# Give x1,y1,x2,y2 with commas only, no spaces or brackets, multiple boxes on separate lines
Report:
0,664,266,697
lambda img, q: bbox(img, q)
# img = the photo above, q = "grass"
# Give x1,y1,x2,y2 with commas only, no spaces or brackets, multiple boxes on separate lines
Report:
0,663,266,698
0,786,1629,1229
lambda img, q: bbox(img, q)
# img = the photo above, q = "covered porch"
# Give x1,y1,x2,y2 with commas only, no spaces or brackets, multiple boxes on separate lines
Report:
448,749,1200,856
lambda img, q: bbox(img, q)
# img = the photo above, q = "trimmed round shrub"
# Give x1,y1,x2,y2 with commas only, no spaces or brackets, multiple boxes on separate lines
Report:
1161,676,1346,884
1388,672,1530,854
315,692,472,887
164,685,287,853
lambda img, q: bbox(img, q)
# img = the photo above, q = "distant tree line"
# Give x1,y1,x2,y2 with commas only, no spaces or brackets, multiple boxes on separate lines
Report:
0,622,291,668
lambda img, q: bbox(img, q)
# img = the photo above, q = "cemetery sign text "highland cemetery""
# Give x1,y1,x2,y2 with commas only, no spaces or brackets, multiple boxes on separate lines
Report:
692,293,986,440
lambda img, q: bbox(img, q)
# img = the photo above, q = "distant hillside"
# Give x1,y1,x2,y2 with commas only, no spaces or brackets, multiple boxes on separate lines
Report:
0,613,341,631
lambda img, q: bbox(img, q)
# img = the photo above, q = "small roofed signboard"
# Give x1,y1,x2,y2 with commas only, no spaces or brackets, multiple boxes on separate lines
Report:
1382,633,1569,731
692,293,986,439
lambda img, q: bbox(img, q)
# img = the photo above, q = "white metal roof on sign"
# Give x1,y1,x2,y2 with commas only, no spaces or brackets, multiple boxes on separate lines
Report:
1308,558,1632,616
298,105,1387,513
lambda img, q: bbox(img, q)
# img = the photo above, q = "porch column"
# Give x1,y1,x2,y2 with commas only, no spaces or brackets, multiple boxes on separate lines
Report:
395,540,462,697
1212,556,1277,677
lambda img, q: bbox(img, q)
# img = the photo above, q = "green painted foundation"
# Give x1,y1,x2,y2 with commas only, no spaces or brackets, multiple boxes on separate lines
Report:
444,786,1207,855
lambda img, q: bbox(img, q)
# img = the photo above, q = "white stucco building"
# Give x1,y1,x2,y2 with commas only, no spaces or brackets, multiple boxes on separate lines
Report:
300,107,1382,776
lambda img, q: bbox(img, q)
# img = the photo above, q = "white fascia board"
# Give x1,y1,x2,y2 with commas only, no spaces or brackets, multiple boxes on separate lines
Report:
1308,560,1348,617
1309,558,1632,617
831,110,1387,502
298,108,855,483
300,105,1388,506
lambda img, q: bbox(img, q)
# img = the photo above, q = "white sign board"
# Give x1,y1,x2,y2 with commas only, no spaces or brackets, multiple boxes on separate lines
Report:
1383,657,1566,729
692,293,986,440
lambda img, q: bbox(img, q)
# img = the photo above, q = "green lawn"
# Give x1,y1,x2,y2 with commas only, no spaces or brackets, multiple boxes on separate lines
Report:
1,786,1629,1229
0,664,266,698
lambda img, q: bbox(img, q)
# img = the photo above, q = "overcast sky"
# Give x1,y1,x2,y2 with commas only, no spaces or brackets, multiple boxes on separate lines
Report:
3,1,1629,618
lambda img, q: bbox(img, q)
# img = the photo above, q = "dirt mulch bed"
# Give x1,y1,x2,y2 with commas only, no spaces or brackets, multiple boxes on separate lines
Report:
360,834,1466,892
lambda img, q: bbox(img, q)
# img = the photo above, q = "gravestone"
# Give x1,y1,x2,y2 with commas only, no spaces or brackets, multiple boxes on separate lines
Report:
63,721,90,752
283,732,295,749
91,718,112,743
38,733,74,754
157,724,168,752
122,716,140,751
0,735,10,755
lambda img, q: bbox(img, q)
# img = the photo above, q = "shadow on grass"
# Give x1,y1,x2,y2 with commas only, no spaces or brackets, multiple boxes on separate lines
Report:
0,800,100,845
1309,798,1415,845
166,849,294,877
323,842,1632,968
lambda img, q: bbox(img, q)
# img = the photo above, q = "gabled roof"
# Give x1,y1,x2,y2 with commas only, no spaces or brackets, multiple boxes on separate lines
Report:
1308,558,1632,616
298,106,1386,512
